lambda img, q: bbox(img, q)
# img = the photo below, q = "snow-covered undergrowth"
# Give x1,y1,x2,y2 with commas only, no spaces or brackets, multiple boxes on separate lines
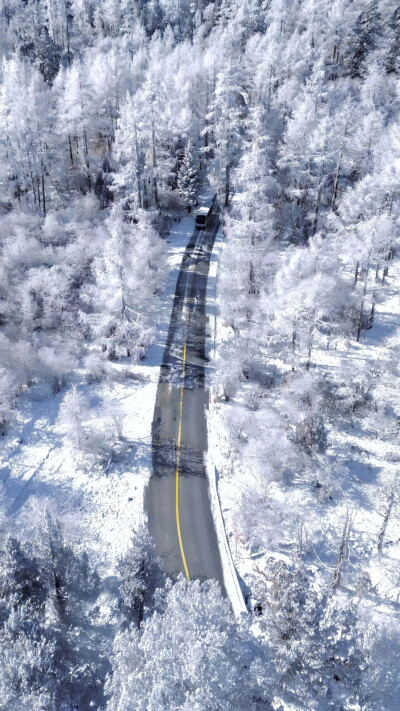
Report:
211,256,400,593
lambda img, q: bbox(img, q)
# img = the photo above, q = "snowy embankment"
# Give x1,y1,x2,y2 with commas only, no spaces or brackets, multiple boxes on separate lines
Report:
0,211,198,575
209,248,400,610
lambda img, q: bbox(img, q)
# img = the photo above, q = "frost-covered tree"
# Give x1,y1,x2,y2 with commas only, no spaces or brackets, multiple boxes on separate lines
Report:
386,7,400,74
113,91,145,208
255,559,367,709
177,138,199,206
106,578,273,710
84,205,166,362
0,521,104,710
346,2,382,78
119,526,164,625
57,385,87,452
207,56,244,206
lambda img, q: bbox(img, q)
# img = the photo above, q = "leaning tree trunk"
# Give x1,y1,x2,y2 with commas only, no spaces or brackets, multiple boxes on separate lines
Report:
353,260,360,287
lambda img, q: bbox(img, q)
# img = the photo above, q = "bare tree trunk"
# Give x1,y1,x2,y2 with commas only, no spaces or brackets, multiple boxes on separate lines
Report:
313,160,326,235
83,128,91,190
83,129,88,156
134,121,143,209
26,147,38,206
326,326,331,350
41,159,46,217
332,161,341,209
368,291,376,329
356,266,369,342
377,491,395,554
353,261,359,287
356,302,364,342
65,5,71,67
75,413,82,451
68,134,74,166
267,78,272,113
382,248,392,283
151,108,159,208
249,261,257,296
291,320,297,371
197,0,203,25
332,44,340,80
31,171,38,205
36,174,41,212
45,514,64,610
225,163,230,207
332,511,353,590
119,265,127,321
306,315,315,370
313,190,321,235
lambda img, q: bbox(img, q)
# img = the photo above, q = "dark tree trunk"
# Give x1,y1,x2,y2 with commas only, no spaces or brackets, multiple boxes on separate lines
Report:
42,167,46,216
225,163,230,207
68,134,74,165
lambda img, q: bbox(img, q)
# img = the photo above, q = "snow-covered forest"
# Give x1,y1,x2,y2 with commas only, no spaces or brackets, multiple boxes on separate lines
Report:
0,0,400,708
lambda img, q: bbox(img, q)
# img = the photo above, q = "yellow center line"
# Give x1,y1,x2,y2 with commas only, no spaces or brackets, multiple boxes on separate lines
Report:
175,304,191,581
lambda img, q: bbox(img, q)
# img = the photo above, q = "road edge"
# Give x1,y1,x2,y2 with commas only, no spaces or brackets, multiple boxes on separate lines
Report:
204,221,248,618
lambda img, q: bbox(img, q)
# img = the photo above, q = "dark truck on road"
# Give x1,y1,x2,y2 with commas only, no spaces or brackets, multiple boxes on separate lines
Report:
195,205,212,230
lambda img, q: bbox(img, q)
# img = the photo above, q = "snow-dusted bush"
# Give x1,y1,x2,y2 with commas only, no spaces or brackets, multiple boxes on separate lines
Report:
57,386,130,469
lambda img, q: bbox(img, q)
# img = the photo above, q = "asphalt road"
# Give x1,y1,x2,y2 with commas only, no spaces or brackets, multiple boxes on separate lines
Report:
145,206,225,591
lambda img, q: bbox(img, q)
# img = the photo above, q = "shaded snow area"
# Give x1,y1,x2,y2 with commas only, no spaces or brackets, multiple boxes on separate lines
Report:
0,209,200,576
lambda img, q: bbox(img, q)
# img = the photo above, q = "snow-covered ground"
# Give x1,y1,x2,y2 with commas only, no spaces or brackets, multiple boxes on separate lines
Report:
0,205,208,575
209,252,400,608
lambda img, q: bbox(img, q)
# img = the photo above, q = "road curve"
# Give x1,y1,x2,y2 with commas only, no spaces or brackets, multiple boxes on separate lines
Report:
145,204,225,591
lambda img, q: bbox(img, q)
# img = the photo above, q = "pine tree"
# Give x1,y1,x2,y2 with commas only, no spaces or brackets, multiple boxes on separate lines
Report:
386,7,400,74
347,2,382,78
34,26,61,85
118,526,164,625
